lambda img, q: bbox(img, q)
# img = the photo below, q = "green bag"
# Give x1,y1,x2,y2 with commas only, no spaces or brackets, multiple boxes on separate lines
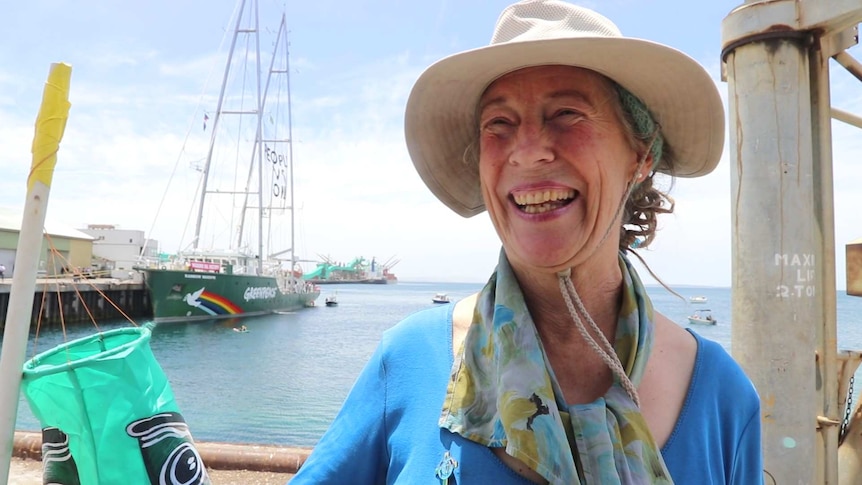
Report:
21,325,210,484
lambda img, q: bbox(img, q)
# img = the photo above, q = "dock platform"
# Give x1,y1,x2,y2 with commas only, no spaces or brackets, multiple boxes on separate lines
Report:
0,277,151,329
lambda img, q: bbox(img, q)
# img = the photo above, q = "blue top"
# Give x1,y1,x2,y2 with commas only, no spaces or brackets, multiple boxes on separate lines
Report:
291,304,762,484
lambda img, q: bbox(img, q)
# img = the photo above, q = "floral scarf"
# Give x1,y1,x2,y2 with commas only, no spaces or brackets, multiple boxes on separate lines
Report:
439,250,673,484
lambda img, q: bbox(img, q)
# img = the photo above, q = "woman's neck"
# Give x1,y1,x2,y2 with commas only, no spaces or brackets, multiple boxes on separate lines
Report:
513,253,624,340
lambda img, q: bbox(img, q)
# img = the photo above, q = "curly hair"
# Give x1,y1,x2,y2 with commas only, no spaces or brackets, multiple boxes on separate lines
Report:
611,82,676,252
620,175,675,249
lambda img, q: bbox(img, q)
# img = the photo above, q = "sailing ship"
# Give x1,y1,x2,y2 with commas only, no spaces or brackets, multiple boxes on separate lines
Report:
140,0,319,323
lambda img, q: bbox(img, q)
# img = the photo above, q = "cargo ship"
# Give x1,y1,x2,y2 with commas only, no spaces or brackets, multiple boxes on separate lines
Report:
303,256,398,285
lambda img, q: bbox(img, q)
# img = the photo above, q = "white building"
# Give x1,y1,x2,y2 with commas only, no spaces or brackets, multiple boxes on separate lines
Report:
78,224,160,280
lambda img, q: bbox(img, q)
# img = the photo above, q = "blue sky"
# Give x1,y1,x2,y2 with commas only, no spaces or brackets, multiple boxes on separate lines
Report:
1,0,861,288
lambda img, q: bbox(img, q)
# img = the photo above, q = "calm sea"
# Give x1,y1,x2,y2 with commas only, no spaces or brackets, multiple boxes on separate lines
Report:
7,282,862,447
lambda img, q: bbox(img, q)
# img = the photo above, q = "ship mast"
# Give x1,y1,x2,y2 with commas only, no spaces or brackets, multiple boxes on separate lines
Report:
253,0,264,274
193,0,256,251
285,20,297,283
248,13,295,280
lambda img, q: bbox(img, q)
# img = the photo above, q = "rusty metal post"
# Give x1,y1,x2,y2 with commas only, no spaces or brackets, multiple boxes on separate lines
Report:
723,2,839,483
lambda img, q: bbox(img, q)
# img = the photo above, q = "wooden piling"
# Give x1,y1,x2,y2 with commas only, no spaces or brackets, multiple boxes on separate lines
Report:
0,279,151,330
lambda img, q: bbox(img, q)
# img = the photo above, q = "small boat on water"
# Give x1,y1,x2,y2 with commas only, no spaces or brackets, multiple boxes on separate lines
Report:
432,293,451,304
325,294,338,307
689,295,708,304
688,309,717,326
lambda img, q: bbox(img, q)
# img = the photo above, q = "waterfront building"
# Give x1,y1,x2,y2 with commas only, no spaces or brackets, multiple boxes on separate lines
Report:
0,207,94,279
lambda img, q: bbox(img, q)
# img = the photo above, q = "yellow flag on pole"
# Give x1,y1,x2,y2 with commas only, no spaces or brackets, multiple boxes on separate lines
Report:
29,62,72,192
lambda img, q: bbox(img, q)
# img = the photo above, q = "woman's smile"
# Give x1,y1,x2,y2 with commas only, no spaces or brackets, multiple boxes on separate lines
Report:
509,186,577,215
509,188,575,214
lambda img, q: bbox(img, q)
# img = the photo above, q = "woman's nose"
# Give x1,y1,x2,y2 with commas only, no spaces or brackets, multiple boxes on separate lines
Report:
508,121,554,167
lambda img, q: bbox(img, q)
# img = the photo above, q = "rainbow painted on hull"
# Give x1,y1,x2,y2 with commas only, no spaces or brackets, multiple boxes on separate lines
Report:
193,291,243,316
142,268,318,323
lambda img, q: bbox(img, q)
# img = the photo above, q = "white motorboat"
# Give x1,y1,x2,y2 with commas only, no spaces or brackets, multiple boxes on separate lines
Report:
688,309,717,325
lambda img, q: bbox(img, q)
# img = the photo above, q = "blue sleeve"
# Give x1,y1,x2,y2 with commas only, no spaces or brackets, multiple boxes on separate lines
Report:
289,343,389,484
731,406,763,485
662,332,765,484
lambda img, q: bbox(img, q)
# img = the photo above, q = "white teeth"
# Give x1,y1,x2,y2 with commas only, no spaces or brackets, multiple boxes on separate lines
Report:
513,189,575,206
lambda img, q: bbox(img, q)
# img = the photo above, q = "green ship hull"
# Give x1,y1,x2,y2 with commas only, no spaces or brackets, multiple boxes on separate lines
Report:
143,268,319,323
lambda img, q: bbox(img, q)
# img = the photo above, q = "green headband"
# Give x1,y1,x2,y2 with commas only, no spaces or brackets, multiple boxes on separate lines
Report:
615,84,664,170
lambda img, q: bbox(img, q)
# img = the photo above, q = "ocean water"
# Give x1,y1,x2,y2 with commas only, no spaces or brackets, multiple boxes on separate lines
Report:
6,281,862,447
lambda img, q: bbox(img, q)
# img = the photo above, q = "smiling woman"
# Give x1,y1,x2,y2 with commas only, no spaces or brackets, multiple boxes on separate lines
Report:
476,65,653,271
291,1,762,484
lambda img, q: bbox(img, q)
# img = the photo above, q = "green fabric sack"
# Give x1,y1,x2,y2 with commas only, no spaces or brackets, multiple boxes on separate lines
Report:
21,325,210,484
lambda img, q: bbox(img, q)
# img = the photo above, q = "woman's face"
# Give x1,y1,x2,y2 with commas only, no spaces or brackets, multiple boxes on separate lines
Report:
477,65,642,273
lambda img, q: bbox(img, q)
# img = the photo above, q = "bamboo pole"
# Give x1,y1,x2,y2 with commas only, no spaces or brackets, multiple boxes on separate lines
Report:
0,62,72,483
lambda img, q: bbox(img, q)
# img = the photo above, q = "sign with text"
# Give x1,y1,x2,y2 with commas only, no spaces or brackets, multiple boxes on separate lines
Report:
189,261,221,273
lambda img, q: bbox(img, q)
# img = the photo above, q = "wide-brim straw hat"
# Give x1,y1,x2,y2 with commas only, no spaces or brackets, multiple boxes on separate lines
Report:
404,0,725,218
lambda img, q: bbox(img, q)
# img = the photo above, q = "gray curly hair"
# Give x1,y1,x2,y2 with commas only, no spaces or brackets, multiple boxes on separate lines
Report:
611,82,676,252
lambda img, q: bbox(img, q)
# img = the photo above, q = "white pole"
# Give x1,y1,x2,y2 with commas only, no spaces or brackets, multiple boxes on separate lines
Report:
0,62,72,483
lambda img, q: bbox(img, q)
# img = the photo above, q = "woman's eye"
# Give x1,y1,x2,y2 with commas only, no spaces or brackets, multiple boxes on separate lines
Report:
482,117,513,130
554,109,582,118
550,109,584,127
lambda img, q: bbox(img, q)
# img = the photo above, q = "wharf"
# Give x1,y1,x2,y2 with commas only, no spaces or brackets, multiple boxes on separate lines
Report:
0,277,151,330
